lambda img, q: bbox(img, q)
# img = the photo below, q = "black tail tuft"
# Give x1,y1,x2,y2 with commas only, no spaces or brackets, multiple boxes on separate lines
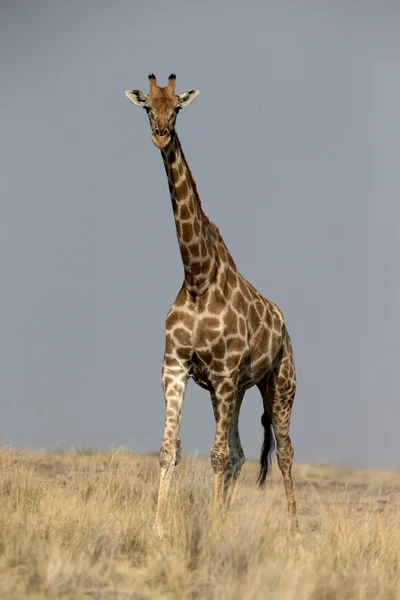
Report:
257,412,275,488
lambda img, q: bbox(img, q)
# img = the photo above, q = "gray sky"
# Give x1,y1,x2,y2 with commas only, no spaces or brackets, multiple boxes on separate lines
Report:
1,0,399,467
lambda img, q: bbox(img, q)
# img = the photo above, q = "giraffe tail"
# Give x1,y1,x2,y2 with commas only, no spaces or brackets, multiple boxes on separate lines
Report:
257,411,275,488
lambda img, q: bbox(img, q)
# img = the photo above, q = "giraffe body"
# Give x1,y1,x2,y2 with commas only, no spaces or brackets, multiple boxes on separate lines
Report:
125,74,299,540
166,262,289,394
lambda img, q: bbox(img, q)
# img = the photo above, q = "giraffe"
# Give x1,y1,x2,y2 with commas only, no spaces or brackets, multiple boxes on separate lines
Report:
125,74,300,540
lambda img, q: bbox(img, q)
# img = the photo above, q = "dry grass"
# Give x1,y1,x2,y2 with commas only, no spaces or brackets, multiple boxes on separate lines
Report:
1,448,400,599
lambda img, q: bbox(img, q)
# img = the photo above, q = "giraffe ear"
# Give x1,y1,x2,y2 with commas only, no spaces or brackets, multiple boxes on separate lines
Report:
125,89,148,107
177,89,200,108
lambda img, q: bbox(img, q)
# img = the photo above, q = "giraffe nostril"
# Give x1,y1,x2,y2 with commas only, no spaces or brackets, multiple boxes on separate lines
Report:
154,128,160,136
163,128,169,137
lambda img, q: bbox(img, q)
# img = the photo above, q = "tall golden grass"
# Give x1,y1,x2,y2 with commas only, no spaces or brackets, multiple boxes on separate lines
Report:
1,447,400,599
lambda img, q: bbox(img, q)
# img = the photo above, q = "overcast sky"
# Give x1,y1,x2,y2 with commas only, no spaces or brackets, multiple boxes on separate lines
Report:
1,1,399,467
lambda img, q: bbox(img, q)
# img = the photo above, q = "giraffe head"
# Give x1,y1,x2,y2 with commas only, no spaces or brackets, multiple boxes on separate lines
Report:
125,74,200,149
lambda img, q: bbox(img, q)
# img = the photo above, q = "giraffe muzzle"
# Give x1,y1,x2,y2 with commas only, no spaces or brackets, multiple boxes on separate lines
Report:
152,128,171,149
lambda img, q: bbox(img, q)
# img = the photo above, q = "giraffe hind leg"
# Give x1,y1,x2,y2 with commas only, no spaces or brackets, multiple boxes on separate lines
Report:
257,334,300,537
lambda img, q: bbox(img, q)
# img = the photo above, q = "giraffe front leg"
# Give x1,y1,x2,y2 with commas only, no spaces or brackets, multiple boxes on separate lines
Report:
223,390,245,509
154,361,188,540
210,379,237,520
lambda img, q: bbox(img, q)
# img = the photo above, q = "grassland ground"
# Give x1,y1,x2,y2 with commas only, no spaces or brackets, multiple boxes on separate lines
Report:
1,447,400,599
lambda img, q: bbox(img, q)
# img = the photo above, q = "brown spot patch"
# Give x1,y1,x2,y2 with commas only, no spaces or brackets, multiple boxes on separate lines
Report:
212,339,226,359
256,300,265,317
195,328,208,348
269,332,280,355
196,323,221,347
182,222,193,243
256,326,269,353
225,286,233,302
229,337,245,353
176,180,188,202
232,290,245,312
176,345,191,359
173,327,191,346
249,304,259,330
213,360,226,373
193,218,200,236
218,381,234,396
207,327,221,343
180,204,191,220
166,312,180,329
223,307,238,331
180,247,190,264
201,258,211,274
164,335,174,354
188,243,200,258
226,354,240,371
189,261,202,275
272,314,281,333
201,316,220,329
166,310,194,330
208,288,225,315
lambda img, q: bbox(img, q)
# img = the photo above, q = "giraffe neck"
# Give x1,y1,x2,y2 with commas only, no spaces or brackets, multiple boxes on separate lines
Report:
161,133,218,295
